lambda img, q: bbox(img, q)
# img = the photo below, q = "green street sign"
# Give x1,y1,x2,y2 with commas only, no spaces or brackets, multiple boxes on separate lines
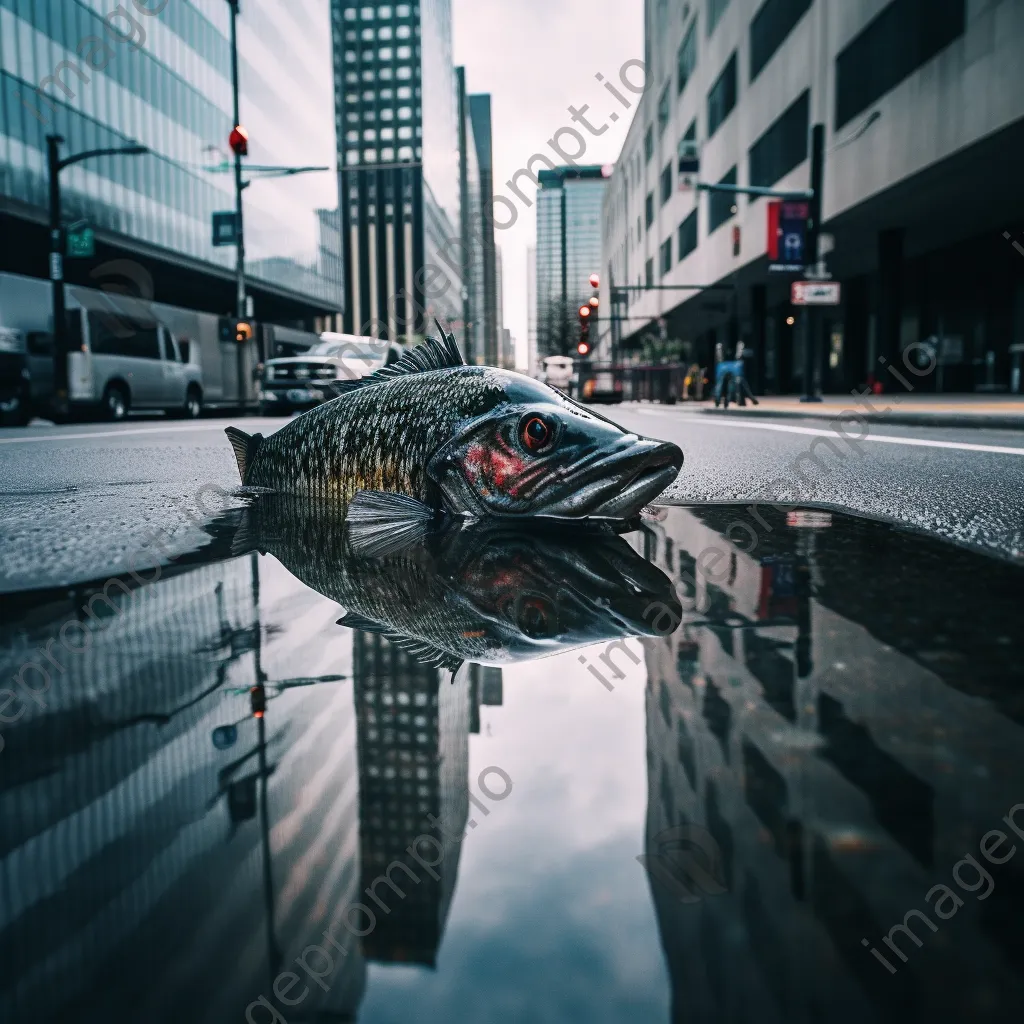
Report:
67,227,95,258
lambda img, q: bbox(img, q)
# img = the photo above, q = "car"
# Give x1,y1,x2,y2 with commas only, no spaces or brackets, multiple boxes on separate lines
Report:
257,333,404,415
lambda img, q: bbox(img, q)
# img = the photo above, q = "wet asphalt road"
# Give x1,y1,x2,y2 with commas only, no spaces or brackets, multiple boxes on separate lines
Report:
0,404,1022,592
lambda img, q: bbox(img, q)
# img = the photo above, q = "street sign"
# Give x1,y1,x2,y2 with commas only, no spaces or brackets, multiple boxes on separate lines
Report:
767,200,809,272
791,281,841,306
213,211,239,246
66,226,94,258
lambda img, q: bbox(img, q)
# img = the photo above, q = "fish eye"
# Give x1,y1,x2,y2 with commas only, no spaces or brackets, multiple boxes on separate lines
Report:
516,596,555,638
521,415,553,454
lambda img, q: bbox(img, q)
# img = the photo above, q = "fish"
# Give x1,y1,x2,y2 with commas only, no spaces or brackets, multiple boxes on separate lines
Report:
227,495,682,672
224,325,682,520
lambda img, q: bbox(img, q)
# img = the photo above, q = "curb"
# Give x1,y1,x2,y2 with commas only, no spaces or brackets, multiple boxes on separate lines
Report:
694,407,1024,431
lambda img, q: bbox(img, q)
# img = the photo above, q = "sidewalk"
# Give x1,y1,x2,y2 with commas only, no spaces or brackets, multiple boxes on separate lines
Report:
691,394,1024,430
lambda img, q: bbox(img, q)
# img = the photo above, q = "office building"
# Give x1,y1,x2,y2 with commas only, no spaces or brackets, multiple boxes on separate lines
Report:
456,66,485,361
536,165,609,358
0,0,342,324
333,0,470,347
601,0,1024,393
526,243,538,375
468,92,499,363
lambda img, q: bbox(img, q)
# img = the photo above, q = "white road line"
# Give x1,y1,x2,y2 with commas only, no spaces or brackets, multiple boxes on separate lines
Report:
0,420,286,446
628,408,1024,456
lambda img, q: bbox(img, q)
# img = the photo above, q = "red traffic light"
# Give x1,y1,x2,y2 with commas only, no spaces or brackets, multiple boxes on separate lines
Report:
589,274,600,288
588,296,599,308
577,342,590,355
578,305,591,318
250,684,266,718
229,125,249,156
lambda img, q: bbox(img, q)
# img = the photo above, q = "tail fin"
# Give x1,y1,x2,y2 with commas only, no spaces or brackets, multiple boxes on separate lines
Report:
224,426,264,484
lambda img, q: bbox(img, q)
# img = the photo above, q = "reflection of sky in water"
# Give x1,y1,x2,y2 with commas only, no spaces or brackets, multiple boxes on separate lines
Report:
360,647,671,1023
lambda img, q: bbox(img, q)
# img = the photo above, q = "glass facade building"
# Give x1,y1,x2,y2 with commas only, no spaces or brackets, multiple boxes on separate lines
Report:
0,0,341,319
535,165,608,358
333,0,464,345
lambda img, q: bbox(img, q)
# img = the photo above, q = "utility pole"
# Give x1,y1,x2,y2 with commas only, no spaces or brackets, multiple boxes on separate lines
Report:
800,124,826,403
560,185,567,356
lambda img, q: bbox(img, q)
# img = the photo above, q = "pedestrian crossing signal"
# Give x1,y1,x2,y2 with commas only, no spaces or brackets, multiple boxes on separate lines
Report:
235,321,253,343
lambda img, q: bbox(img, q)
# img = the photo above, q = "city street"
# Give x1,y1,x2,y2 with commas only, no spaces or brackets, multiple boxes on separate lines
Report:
1,404,1022,593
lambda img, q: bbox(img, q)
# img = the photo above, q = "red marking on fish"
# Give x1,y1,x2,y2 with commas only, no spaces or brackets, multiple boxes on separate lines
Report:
464,440,528,496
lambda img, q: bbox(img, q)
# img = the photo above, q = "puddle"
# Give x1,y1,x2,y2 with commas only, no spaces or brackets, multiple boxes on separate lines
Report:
1,502,1022,1024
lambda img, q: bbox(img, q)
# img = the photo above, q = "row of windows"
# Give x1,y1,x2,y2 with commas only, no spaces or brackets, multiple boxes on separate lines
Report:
345,145,421,165
343,46,416,62
342,63,417,93
341,4,417,20
345,126,419,141
344,24,415,40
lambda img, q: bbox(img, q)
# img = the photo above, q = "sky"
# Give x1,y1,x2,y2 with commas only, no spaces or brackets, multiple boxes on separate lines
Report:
452,0,645,368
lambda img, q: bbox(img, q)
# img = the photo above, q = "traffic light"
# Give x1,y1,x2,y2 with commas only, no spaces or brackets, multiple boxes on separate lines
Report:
577,304,591,357
234,320,253,344
229,124,249,156
250,684,266,718
589,273,600,289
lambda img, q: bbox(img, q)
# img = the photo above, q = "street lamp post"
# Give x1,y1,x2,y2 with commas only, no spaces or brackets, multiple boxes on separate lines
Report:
46,135,148,406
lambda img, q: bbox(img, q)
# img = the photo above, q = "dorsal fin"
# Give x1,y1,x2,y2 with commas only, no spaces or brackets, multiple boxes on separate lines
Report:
327,321,465,396
224,426,264,484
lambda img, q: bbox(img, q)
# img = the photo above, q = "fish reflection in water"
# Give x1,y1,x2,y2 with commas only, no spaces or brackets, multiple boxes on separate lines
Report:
226,494,682,673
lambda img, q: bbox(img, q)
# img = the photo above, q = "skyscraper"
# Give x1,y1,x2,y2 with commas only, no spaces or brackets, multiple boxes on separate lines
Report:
333,0,465,347
535,166,609,358
0,0,341,324
468,92,498,364
457,66,486,363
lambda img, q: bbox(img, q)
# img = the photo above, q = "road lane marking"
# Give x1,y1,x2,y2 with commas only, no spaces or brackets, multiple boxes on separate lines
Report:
0,420,288,445
626,409,1024,456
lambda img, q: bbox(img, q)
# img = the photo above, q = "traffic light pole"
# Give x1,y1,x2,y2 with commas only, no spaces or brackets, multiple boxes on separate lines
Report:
228,0,246,322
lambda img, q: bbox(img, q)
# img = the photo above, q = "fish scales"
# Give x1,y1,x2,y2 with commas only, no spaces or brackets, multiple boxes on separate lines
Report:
247,368,505,502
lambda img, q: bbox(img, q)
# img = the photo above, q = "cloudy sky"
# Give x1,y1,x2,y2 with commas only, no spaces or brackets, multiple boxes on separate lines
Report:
452,0,645,366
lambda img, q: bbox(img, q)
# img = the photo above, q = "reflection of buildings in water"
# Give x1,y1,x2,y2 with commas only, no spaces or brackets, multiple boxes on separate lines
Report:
353,637,498,966
0,554,366,1023
636,508,1024,1024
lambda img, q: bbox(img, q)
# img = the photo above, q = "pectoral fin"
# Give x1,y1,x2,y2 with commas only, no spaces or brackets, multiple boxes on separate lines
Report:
345,490,438,558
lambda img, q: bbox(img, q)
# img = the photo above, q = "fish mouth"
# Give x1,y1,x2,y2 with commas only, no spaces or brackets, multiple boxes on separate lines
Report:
543,439,684,518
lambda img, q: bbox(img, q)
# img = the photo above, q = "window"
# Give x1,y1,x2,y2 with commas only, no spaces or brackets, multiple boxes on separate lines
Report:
396,3,411,14
749,89,809,187
361,6,375,18
398,106,412,119
645,258,654,287
708,166,737,232
677,20,698,95
707,0,731,36
678,210,698,261
378,25,393,38
378,4,392,15
379,47,392,59
660,162,672,204
398,125,413,139
381,147,394,160
706,52,737,139
397,86,412,98
397,66,412,79
380,127,394,139
657,84,671,135
398,145,413,159
835,0,965,130
344,7,356,19
364,148,377,162
396,24,411,37
361,27,374,39
347,149,360,165
644,126,654,162
660,238,672,276
645,192,654,228
381,108,393,120
750,0,812,81
397,45,412,58
89,314,161,359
